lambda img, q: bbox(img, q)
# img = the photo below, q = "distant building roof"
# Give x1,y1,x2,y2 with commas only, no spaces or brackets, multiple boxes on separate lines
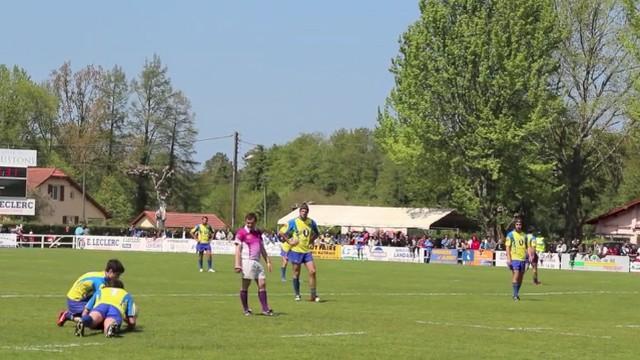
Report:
130,211,227,229
277,204,475,230
586,198,640,225
27,167,110,218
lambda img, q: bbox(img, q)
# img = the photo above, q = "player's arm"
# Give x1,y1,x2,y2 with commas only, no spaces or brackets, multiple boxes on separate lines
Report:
527,238,535,261
125,295,137,330
190,225,199,239
284,220,298,246
83,291,99,315
260,241,272,272
234,237,243,273
505,235,512,266
310,221,320,242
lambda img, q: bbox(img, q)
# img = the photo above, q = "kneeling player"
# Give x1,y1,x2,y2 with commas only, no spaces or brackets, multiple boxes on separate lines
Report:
235,213,274,316
57,259,125,326
75,279,137,338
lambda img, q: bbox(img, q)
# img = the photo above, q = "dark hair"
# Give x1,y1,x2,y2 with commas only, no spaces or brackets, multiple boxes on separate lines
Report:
245,213,257,221
105,259,125,274
299,203,309,210
202,216,208,221
106,278,124,289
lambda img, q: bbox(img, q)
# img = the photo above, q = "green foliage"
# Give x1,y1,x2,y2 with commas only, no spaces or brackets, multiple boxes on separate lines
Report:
378,0,561,236
93,174,135,225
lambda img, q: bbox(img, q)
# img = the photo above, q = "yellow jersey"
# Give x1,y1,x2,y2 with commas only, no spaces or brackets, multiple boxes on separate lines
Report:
87,287,137,320
506,230,530,261
191,223,213,243
283,217,319,253
66,271,107,302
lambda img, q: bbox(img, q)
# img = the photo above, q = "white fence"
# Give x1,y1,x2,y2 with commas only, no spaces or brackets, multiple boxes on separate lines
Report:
2,235,639,273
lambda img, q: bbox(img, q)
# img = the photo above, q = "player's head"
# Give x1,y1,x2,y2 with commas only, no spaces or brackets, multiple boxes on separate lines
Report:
202,216,209,224
105,259,125,279
299,203,309,219
106,278,125,289
245,213,257,229
514,216,523,232
527,225,535,234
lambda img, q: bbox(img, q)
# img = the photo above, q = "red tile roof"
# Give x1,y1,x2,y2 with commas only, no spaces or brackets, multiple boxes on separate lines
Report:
130,211,227,229
586,197,640,224
27,167,110,218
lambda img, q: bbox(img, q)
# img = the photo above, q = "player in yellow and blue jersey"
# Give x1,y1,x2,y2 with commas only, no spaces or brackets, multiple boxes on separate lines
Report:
278,224,291,282
506,216,534,301
191,216,215,272
527,229,544,285
75,278,137,338
282,203,320,302
56,259,125,327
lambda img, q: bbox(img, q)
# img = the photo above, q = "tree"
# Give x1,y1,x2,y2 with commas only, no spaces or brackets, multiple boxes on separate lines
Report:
549,0,640,240
129,54,174,212
377,0,561,238
98,65,129,167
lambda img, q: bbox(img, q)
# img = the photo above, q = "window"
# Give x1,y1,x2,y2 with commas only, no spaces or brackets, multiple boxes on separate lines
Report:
60,185,65,201
74,216,79,225
48,184,58,200
62,216,67,224
70,191,74,199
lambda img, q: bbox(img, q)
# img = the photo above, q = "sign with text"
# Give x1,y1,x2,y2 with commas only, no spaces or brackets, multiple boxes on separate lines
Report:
0,233,17,248
430,249,459,265
312,245,342,260
0,198,35,216
561,254,629,272
0,149,37,167
462,250,494,266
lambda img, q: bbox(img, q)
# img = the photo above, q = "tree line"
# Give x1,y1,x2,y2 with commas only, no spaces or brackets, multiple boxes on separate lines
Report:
2,0,640,241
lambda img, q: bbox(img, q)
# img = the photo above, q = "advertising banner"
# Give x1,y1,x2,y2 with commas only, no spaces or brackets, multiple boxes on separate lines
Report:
462,250,494,266
340,245,362,260
430,249,458,265
0,233,17,248
161,238,197,253
0,199,36,216
312,245,342,260
561,254,629,272
76,236,125,251
630,260,640,273
388,247,421,263
210,241,236,255
367,246,391,262
495,251,508,267
536,253,561,270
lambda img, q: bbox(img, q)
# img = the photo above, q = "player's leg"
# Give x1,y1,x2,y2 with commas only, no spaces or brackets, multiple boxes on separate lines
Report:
291,263,302,301
77,309,105,337
510,261,522,300
256,266,273,315
304,255,319,302
240,277,252,315
58,299,85,326
205,247,215,272
197,245,204,272
280,250,288,281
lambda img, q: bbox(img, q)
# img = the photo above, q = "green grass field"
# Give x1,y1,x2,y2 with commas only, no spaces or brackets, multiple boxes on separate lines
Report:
0,249,638,359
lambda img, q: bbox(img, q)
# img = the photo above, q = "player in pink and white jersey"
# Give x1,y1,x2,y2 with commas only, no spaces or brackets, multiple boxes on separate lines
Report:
234,213,274,316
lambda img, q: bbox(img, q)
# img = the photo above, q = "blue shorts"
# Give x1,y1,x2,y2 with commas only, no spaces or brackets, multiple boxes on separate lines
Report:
280,249,288,257
196,243,212,253
355,244,364,250
509,260,526,272
287,251,314,264
92,304,123,326
67,298,87,316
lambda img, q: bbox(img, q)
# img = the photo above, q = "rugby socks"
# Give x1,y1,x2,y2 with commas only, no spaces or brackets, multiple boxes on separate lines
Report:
258,290,269,312
512,283,518,297
198,257,203,270
81,314,92,327
293,277,301,295
310,288,317,299
207,258,213,270
280,266,286,279
240,290,249,311
65,311,74,320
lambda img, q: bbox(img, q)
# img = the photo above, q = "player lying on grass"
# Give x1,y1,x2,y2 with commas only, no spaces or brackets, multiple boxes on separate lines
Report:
75,278,137,338
57,259,125,327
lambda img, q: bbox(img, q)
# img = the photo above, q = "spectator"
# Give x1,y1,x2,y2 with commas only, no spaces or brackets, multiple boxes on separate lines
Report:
74,224,85,236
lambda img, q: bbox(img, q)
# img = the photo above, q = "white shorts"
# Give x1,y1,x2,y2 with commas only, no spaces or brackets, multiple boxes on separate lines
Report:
242,259,266,280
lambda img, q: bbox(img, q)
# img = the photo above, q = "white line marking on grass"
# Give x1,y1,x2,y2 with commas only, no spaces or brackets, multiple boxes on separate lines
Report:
616,325,640,328
416,321,611,339
280,331,366,338
1,290,638,299
1,342,101,353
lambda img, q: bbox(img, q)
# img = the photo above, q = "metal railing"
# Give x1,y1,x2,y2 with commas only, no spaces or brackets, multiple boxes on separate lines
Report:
15,234,75,248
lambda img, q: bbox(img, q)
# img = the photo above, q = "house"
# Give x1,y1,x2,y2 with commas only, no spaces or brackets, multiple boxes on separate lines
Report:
586,198,640,244
130,211,227,233
27,168,110,225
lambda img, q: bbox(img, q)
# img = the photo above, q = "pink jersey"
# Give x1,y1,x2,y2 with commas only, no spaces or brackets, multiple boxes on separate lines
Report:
235,226,263,261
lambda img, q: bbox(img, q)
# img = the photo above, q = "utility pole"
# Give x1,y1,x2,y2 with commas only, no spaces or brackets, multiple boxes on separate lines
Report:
263,179,267,229
82,162,86,224
231,131,239,229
